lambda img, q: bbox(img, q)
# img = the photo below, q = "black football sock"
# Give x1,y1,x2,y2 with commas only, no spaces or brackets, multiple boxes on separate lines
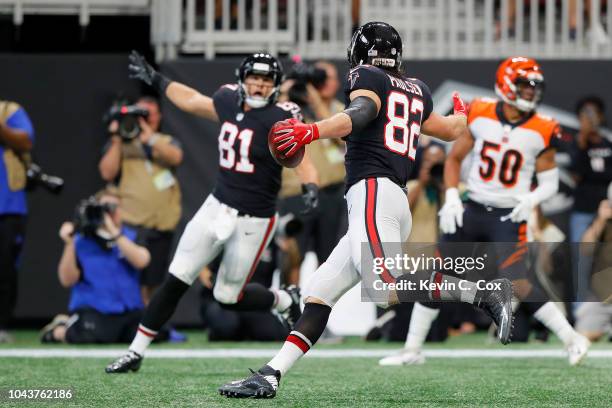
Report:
141,274,190,331
218,283,275,311
129,274,190,355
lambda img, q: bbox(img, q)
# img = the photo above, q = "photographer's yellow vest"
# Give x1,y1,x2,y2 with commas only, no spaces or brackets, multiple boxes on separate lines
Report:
118,136,181,231
0,100,29,192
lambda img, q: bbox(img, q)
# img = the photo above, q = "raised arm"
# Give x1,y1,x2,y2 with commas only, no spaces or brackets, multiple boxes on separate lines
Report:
316,89,381,139
271,89,379,157
421,92,468,142
128,51,218,122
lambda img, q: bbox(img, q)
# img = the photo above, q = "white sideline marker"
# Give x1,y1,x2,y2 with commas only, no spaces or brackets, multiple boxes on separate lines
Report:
0,348,612,359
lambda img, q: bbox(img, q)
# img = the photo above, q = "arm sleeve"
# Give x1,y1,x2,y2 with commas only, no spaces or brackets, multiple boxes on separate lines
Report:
344,96,378,132
531,167,559,204
6,107,35,142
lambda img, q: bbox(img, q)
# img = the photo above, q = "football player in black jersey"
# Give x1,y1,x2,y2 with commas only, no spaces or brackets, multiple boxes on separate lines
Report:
105,52,319,374
219,22,515,399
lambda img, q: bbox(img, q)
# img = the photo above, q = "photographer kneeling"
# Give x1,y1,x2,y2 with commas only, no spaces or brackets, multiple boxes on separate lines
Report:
99,96,182,304
42,187,150,344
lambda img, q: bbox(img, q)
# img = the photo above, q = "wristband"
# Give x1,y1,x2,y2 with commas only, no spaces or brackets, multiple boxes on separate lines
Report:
152,73,171,95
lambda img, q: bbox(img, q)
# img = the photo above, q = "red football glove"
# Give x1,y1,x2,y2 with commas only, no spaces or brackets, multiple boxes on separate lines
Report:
272,119,320,157
452,91,467,117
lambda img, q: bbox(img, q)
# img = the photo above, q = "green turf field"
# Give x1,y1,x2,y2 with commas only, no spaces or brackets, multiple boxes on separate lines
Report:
1,331,611,407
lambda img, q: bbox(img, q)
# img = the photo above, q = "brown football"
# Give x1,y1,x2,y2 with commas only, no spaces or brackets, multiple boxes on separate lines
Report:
267,121,305,168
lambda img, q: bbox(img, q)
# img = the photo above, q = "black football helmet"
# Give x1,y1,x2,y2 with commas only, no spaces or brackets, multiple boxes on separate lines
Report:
236,53,283,108
348,22,403,72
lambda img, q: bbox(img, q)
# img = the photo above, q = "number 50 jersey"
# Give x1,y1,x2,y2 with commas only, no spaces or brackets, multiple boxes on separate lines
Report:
466,98,560,208
344,65,434,190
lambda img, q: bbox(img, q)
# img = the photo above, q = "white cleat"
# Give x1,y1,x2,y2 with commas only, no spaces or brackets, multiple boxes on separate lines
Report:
379,349,425,366
567,335,591,366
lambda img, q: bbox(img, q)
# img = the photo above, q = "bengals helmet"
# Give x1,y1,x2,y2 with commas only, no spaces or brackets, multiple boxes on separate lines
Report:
495,57,545,112
348,22,402,72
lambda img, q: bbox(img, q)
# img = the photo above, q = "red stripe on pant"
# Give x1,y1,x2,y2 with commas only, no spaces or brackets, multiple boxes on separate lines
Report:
237,215,277,301
365,178,394,284
287,334,310,353
431,272,443,300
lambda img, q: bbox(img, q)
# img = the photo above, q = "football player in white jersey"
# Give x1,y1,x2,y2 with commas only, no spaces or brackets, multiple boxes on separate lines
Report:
380,57,590,367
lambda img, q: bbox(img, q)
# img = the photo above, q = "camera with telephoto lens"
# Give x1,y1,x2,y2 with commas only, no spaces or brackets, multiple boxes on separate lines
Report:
73,197,117,239
286,62,328,107
105,103,149,141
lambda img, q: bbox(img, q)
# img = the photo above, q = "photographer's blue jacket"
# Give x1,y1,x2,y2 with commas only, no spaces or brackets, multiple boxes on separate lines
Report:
69,226,144,314
0,104,34,215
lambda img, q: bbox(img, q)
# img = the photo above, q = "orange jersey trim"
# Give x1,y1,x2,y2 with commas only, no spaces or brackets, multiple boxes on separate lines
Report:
467,98,497,125
520,114,559,148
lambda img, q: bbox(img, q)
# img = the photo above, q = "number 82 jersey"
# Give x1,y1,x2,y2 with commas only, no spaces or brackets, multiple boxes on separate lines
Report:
344,65,434,190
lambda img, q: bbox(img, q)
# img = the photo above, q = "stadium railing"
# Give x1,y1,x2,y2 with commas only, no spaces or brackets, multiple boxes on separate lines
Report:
0,0,610,60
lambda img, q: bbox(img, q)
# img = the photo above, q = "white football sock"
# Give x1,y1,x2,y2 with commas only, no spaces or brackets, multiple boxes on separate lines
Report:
405,303,440,351
128,325,157,355
533,302,577,345
267,331,312,376
273,289,293,312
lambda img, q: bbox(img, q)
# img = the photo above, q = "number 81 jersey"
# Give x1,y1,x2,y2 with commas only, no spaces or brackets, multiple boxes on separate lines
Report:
212,84,301,217
344,65,434,190
466,98,560,208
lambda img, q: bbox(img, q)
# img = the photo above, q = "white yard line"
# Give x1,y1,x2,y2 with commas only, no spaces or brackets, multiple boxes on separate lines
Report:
0,348,611,359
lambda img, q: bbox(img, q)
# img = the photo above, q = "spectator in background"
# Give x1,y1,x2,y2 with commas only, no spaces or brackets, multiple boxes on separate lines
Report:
41,187,150,344
575,182,612,342
569,0,609,43
0,99,34,343
570,96,612,243
499,1,609,43
99,96,183,305
279,61,347,266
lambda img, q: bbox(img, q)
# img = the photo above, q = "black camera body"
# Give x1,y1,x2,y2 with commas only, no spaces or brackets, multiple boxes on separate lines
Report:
106,104,149,141
286,63,328,106
73,197,115,238
26,163,64,194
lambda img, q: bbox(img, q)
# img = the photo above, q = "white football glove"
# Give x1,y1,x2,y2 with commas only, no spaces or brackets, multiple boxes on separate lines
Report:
502,194,536,223
438,187,464,234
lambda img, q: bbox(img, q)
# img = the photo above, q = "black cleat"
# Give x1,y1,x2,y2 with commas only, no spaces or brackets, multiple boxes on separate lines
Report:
105,351,143,373
281,285,302,330
219,365,280,399
476,278,514,345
